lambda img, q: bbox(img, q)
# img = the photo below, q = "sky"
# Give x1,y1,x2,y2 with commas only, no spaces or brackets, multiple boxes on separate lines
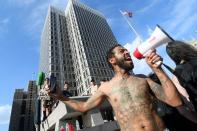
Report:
0,0,197,130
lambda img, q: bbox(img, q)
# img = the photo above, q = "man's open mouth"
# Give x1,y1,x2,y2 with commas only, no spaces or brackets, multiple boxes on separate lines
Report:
125,56,131,61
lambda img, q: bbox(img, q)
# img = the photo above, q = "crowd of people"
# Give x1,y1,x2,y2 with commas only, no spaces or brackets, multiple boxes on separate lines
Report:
38,40,197,130
39,76,109,123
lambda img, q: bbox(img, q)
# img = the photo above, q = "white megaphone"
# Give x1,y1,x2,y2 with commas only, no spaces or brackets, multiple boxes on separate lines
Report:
133,25,174,59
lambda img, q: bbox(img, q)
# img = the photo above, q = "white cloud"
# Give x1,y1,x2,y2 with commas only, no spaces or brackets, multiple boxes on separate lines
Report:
0,105,11,124
25,0,68,36
0,18,10,24
0,18,9,29
175,12,197,37
50,0,69,9
163,0,197,38
107,18,116,27
0,18,10,39
25,3,49,34
124,36,141,51
146,25,153,36
106,17,128,31
136,0,158,13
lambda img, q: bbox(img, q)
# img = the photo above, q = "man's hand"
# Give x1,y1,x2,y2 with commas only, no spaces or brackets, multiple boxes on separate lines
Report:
145,49,163,69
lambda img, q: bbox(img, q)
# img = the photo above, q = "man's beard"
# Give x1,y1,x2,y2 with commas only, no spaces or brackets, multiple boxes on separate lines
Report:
116,58,133,71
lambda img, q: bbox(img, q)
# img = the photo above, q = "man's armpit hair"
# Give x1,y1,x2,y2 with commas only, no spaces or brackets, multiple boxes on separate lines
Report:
149,82,166,101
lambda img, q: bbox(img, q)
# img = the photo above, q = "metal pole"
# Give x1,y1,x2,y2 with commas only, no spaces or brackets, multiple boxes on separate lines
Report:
119,10,141,41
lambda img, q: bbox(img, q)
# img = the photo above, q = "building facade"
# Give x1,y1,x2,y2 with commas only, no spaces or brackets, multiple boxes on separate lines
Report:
39,0,117,96
9,81,37,131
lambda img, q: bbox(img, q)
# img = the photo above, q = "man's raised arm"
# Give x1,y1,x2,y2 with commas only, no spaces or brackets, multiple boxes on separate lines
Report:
145,50,182,107
49,88,105,113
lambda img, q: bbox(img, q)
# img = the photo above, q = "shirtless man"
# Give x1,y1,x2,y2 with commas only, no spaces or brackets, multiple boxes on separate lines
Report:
47,44,182,131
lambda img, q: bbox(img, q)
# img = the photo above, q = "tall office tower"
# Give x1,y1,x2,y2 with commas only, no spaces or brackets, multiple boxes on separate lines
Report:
40,0,117,96
40,6,76,94
65,0,117,96
9,81,37,131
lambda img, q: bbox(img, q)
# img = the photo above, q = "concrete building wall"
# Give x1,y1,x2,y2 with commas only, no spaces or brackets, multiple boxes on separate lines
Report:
40,6,76,91
40,97,119,131
9,81,37,131
9,89,25,131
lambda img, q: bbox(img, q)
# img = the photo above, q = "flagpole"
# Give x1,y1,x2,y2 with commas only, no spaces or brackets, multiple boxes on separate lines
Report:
119,10,141,40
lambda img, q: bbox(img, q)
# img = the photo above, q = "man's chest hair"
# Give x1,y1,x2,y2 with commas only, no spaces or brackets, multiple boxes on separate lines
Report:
107,78,151,103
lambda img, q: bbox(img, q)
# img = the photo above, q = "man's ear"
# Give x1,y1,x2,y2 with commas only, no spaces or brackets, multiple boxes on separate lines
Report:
109,57,116,65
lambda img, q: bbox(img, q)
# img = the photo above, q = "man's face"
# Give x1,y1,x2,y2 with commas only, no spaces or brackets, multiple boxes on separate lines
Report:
112,46,134,71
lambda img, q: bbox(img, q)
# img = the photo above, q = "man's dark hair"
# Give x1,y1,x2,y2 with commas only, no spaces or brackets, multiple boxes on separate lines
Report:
166,41,197,65
106,44,122,69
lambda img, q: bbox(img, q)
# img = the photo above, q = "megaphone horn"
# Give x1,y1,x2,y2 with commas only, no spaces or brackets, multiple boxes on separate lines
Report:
133,25,174,59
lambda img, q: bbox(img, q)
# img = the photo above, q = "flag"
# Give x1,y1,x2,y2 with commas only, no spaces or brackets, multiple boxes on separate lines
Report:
122,11,132,17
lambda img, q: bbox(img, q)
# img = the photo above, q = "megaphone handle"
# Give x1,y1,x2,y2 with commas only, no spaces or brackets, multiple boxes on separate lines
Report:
144,49,162,66
155,60,162,66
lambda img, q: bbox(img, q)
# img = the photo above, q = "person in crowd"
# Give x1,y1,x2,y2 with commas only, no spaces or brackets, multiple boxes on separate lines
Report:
89,79,98,95
39,78,53,121
166,40,197,110
62,81,72,97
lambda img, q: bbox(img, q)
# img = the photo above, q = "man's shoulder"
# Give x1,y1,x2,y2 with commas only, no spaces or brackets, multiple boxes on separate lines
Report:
98,80,113,92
